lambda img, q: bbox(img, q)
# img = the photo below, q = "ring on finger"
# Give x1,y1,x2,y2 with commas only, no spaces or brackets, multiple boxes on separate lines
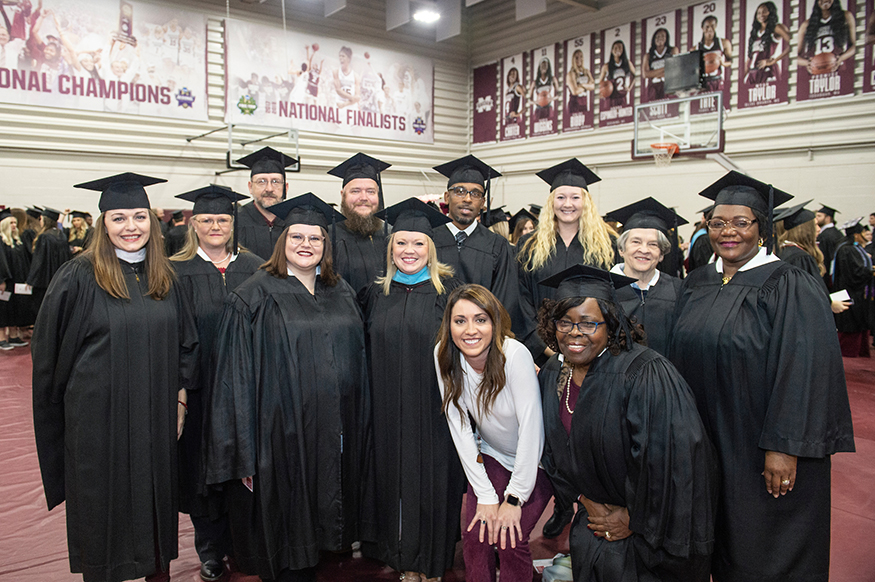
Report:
781,479,790,486
605,531,611,539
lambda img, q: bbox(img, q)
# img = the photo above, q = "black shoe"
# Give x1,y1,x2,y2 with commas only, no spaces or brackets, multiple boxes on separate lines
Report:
200,559,224,582
542,506,573,539
7,337,28,347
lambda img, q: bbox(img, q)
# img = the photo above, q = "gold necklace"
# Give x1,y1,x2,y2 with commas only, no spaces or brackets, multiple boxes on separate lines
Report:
722,274,732,285
564,366,575,414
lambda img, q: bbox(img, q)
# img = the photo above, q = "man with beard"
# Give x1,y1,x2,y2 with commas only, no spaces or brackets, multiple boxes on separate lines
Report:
431,155,523,332
327,153,392,295
235,146,298,260
816,203,843,290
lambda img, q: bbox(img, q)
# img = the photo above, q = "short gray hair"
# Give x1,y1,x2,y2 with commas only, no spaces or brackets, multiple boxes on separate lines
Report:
617,228,671,256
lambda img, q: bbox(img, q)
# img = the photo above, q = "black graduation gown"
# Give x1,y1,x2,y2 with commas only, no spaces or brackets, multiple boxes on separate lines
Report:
236,202,286,261
172,252,263,518
0,238,35,327
669,261,855,582
832,241,875,333
331,220,390,295
65,227,92,254
164,224,189,257
433,223,523,333
516,232,614,359
539,348,717,582
817,225,844,288
204,271,371,579
686,231,713,273
27,228,72,288
20,227,37,253
613,271,682,357
359,277,465,578
32,256,198,582
777,245,830,297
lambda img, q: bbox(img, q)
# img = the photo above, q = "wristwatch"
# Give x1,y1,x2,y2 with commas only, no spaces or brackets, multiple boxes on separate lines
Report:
506,494,521,507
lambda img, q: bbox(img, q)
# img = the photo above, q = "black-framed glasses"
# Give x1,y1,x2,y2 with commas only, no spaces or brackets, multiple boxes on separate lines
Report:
707,218,757,232
554,319,605,335
448,186,485,200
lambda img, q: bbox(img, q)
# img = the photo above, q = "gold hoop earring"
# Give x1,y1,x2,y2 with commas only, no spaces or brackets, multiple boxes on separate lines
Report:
757,238,764,247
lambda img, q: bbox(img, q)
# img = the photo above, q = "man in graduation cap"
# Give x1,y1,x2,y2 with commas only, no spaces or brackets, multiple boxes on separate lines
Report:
606,197,687,357
831,217,875,358
328,152,392,294
669,171,854,582
235,146,298,260
163,209,188,257
815,203,843,290
27,206,72,312
431,155,522,333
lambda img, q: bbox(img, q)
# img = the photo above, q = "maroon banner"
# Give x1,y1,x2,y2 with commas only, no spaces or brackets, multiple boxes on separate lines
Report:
598,22,636,127
640,9,682,113
472,63,498,144
866,0,875,93
688,0,733,114
528,43,561,138
500,53,526,141
563,34,596,132
738,0,791,109
796,0,857,102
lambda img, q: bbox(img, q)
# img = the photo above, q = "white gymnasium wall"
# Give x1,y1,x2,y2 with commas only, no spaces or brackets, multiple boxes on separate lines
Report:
0,0,469,214
467,0,875,241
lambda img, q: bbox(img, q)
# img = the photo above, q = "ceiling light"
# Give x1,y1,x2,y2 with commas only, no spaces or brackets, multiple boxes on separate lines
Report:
413,9,440,23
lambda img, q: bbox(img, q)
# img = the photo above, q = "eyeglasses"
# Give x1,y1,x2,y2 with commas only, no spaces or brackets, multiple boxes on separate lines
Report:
195,217,231,227
707,218,757,232
253,178,284,188
554,319,605,335
448,186,485,200
288,233,325,246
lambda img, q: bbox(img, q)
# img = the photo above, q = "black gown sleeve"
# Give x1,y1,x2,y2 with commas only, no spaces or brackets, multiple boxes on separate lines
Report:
174,285,200,392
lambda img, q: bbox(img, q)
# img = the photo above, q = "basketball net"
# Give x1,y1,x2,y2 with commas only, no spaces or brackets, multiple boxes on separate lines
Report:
650,143,679,168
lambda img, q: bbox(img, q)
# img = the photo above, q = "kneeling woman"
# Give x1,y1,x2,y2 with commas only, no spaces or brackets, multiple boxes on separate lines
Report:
435,284,551,582
537,265,717,582
204,194,370,582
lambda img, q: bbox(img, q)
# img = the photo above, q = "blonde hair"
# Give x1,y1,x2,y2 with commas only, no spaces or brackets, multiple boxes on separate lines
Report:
0,216,22,246
169,220,245,262
375,231,454,295
489,221,511,242
518,187,615,271
68,220,89,243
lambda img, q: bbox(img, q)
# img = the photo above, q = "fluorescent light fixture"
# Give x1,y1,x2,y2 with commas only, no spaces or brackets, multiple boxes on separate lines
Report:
413,9,440,22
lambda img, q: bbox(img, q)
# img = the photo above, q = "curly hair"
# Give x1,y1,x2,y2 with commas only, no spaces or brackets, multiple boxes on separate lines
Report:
749,2,780,57
803,0,849,56
536,296,646,356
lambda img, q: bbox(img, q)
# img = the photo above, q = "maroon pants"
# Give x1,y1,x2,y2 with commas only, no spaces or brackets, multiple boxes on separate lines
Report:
463,454,552,582
838,330,872,358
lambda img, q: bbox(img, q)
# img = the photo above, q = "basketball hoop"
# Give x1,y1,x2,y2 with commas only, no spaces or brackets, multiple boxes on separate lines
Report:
650,143,679,168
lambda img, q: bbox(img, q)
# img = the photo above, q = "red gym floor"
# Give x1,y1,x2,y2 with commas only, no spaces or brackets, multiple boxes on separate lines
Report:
1,346,872,582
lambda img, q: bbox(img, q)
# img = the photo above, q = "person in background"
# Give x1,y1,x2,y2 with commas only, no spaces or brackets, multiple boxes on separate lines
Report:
831,217,875,358
686,205,714,273
816,203,843,290
27,206,71,314
0,208,35,349
484,206,511,243
64,210,92,255
163,209,188,257
509,208,537,246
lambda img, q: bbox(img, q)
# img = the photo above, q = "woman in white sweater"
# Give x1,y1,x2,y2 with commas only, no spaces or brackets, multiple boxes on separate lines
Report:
435,284,551,582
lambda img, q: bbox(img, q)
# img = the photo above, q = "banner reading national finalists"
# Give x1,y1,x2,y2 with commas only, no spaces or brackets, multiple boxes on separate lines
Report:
0,0,207,121
472,63,498,144
224,19,434,144
500,53,526,141
528,43,561,138
796,0,857,102
563,34,595,133
738,0,791,109
598,22,635,128
865,0,875,94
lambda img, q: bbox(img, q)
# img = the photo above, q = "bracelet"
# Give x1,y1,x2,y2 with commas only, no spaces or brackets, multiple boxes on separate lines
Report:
178,400,188,415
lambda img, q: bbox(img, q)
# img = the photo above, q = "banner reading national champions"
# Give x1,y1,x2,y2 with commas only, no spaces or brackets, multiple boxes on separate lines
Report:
224,19,434,144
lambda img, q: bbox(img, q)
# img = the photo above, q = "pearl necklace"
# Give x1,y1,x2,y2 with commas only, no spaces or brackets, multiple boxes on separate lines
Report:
564,366,575,414
208,253,231,265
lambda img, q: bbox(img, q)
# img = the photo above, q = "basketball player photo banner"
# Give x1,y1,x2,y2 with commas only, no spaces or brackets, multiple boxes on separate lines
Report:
687,0,733,115
865,0,875,93
472,62,499,144
562,34,596,133
224,19,434,144
738,0,791,109
640,9,682,121
0,0,208,121
598,22,636,128
528,43,561,138
796,0,857,102
500,53,526,141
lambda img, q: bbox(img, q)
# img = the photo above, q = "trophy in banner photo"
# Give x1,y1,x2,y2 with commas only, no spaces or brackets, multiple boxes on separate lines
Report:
112,1,138,47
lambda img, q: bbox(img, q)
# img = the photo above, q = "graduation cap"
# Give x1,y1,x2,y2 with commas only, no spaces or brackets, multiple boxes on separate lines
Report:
70,210,90,220
539,263,637,350
817,204,839,220
434,155,502,221
176,184,250,253
0,208,12,222
376,197,450,237
41,207,62,222
26,207,43,220
509,208,537,232
536,159,601,191
604,197,688,237
697,171,793,254
773,199,815,231
236,146,299,178
482,205,509,228
74,172,167,212
171,210,185,222
328,152,392,234
839,216,865,236
529,204,542,216
269,193,345,232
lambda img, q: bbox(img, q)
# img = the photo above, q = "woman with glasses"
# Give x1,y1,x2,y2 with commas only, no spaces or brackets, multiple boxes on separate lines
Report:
204,194,371,582
669,173,854,582
537,264,717,582
169,185,262,582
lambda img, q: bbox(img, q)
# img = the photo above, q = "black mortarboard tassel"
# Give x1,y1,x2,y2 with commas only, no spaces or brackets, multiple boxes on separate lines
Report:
482,205,509,228
74,172,167,212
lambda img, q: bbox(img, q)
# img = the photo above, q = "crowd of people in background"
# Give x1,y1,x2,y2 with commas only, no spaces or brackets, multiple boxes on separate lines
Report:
4,147,869,582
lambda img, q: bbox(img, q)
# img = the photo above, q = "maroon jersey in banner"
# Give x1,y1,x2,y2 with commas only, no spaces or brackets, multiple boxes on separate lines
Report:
608,67,631,106
646,47,669,101
567,70,590,113
700,38,726,91
747,29,782,83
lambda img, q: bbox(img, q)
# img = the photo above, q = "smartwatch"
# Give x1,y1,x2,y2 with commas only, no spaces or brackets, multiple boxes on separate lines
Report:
506,494,521,507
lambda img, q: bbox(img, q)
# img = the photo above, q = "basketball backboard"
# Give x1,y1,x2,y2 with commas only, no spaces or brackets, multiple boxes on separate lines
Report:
632,92,724,161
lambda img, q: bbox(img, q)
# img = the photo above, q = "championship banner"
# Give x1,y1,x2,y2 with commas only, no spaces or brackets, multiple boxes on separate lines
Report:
640,9,681,115
528,43,560,138
865,0,875,93
796,0,856,102
738,0,791,109
0,0,208,120
224,19,434,144
472,62,498,144
688,0,732,115
598,22,635,127
500,53,525,141
562,34,595,133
